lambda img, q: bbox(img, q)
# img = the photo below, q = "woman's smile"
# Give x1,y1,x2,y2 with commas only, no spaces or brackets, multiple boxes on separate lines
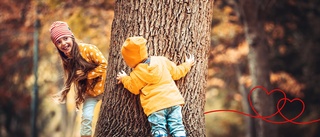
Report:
55,36,73,56
62,43,71,53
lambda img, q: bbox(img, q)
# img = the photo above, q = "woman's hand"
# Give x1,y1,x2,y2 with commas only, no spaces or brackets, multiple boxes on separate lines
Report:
116,70,128,84
76,70,85,77
51,92,66,104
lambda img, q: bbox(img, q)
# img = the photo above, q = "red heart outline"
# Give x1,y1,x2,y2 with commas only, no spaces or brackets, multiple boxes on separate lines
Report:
248,86,287,119
277,98,305,123
204,86,320,125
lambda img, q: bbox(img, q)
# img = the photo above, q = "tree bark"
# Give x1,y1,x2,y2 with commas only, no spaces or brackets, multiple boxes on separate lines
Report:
235,0,277,137
95,0,213,137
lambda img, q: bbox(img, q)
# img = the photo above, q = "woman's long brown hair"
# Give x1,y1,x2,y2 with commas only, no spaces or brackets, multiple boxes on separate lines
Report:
57,37,98,109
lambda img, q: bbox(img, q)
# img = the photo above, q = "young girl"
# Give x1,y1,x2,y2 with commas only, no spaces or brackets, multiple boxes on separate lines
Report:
50,21,107,137
116,36,195,137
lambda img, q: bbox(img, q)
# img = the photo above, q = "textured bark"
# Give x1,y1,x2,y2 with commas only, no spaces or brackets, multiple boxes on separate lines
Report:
236,0,277,137
95,0,213,136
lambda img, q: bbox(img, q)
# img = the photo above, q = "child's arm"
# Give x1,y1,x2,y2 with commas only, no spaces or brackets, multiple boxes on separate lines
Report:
86,45,108,79
167,54,195,80
117,70,146,95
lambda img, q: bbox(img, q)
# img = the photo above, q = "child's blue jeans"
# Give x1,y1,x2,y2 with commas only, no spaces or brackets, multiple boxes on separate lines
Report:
80,95,101,136
147,105,186,137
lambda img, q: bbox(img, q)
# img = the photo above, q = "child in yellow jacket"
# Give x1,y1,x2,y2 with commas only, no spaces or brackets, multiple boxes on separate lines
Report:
116,36,195,137
49,21,107,137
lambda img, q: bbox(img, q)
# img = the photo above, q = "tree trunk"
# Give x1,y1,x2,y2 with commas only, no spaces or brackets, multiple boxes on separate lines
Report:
95,0,213,137
236,0,277,137
235,64,256,137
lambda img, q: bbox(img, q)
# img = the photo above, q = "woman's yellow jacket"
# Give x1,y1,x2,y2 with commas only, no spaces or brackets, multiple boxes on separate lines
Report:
79,43,107,97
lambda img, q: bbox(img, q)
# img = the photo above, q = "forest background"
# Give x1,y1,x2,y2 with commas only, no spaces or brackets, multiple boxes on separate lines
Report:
1,0,320,137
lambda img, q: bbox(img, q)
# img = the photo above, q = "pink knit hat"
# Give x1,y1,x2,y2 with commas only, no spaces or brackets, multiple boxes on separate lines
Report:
49,21,74,44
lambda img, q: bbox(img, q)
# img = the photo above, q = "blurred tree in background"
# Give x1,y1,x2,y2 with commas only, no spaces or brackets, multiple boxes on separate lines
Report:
1,0,320,137
206,0,320,137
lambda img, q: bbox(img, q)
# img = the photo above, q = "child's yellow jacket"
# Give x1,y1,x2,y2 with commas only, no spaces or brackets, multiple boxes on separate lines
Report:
78,43,107,97
121,56,192,116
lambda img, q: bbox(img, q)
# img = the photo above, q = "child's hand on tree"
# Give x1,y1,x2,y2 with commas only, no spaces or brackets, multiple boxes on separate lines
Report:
117,70,128,84
185,53,195,66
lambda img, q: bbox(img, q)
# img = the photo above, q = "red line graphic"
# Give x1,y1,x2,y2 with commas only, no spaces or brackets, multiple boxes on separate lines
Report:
204,86,320,124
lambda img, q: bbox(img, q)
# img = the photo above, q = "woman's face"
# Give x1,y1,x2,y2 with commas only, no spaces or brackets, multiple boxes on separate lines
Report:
55,36,73,56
